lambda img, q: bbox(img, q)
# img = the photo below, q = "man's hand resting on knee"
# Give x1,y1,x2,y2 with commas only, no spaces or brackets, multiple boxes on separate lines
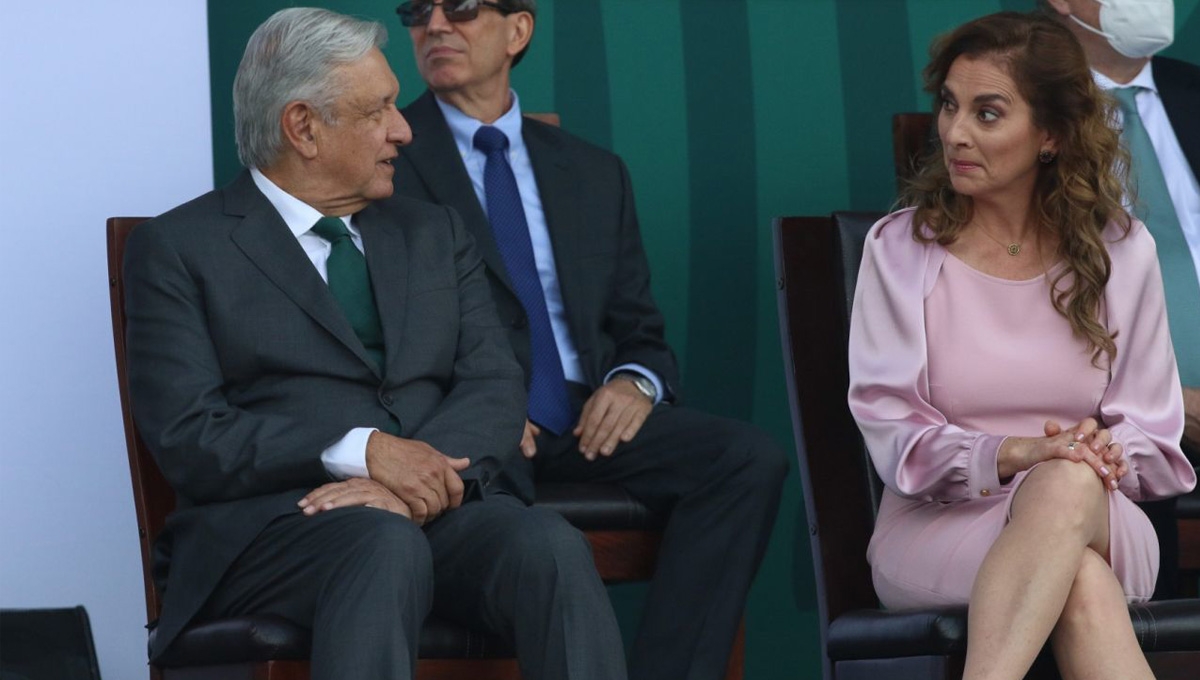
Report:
574,380,653,461
299,477,413,518
361,431,470,525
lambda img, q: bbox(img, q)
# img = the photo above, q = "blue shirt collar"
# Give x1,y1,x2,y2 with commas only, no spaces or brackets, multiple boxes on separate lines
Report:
434,90,526,157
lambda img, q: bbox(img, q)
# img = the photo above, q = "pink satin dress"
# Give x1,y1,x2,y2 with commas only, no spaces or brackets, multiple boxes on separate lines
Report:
847,209,1196,609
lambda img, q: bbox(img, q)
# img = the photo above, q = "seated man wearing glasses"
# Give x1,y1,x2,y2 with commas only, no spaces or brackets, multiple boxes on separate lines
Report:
127,8,626,680
392,2,789,679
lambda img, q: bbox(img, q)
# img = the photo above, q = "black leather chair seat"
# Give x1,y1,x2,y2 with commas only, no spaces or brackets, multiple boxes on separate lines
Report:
153,617,308,666
827,608,967,660
153,615,513,667
534,482,662,530
828,600,1200,662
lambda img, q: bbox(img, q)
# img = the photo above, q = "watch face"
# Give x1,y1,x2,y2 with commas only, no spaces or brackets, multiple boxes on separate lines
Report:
615,372,655,400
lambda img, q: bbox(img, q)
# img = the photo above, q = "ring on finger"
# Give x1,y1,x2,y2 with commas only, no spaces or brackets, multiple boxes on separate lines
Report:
1066,442,1077,451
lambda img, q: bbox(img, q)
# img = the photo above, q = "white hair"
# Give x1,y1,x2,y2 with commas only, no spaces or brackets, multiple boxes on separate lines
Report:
233,7,387,169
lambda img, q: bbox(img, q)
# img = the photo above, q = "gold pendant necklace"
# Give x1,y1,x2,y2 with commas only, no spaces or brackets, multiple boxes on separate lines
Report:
976,224,1022,256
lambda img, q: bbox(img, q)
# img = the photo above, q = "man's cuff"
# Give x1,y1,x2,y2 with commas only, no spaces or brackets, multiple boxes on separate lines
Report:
320,427,376,480
604,363,664,406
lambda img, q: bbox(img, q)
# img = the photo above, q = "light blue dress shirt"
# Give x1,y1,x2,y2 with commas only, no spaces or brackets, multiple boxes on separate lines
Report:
435,93,664,403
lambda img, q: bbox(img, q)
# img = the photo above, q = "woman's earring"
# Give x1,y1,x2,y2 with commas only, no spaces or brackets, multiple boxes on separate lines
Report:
1038,149,1057,164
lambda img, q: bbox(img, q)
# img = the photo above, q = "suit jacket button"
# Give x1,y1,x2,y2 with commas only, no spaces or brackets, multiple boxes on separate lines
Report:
381,394,394,406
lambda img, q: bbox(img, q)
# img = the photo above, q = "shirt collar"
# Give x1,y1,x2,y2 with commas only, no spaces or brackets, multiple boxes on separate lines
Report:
1091,60,1158,95
434,89,526,156
249,167,354,237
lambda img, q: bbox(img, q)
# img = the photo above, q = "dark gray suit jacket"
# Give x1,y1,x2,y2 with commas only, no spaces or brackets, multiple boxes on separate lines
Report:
393,91,679,397
1155,55,1200,178
1154,55,1200,461
124,170,526,660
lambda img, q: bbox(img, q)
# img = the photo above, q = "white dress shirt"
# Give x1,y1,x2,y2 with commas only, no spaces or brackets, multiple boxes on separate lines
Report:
250,168,373,480
1094,62,1200,291
435,93,665,403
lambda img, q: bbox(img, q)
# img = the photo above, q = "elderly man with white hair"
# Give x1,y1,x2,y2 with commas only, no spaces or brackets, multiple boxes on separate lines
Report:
124,8,626,679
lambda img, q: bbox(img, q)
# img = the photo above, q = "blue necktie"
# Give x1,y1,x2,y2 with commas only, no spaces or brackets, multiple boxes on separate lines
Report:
474,125,574,434
1113,87,1200,384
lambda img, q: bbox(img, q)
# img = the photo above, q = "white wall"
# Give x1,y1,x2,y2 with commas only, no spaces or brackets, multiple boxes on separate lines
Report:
0,2,213,678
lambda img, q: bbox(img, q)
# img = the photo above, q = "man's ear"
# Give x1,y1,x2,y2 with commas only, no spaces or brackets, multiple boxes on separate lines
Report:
506,12,534,60
281,101,320,160
1043,0,1072,17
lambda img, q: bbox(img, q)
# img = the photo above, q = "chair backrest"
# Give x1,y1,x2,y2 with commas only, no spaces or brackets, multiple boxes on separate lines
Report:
0,607,102,680
525,112,560,127
892,112,935,191
107,216,173,624
773,211,885,671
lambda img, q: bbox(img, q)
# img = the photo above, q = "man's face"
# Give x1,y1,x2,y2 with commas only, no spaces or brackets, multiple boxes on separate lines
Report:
409,2,521,95
313,48,412,211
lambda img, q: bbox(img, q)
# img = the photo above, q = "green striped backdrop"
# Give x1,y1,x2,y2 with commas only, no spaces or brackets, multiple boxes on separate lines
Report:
206,1,1200,676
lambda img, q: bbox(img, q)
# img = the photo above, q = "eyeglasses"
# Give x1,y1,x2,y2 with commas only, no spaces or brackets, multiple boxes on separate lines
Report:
396,0,512,27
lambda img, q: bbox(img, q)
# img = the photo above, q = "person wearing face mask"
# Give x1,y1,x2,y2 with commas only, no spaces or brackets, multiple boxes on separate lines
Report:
1042,0,1200,600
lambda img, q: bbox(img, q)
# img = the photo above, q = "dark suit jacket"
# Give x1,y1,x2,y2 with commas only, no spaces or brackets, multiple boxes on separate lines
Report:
1154,55,1200,461
124,170,526,660
393,91,679,397
1154,55,1200,178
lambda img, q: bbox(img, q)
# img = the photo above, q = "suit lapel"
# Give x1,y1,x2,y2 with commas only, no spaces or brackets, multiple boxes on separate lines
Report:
523,122,593,377
1155,57,1200,179
358,202,409,383
225,172,381,378
402,91,517,295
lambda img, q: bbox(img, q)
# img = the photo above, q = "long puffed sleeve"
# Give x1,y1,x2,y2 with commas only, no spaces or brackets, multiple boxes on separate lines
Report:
848,210,1005,502
1101,220,1195,501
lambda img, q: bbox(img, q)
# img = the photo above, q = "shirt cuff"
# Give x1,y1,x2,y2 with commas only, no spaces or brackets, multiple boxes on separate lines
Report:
604,363,664,405
969,433,1006,499
320,427,376,480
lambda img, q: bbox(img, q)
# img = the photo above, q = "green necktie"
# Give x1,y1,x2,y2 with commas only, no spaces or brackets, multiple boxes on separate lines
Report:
1113,86,1200,384
310,216,386,374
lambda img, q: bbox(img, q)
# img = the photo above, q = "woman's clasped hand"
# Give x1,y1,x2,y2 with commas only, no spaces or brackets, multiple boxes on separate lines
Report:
999,418,1127,490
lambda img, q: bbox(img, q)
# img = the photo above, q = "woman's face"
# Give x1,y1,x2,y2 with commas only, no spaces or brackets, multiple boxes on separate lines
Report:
937,55,1054,205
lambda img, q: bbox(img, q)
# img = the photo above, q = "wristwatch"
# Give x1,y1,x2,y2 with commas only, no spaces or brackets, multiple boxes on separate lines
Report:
612,371,657,403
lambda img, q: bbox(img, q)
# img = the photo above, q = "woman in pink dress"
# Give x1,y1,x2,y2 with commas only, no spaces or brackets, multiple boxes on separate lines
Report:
848,12,1196,680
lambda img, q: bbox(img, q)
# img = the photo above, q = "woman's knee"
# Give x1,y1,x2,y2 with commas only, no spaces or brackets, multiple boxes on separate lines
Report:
1017,459,1107,529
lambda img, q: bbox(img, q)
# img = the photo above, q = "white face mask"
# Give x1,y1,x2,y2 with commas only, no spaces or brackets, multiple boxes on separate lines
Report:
1069,0,1175,59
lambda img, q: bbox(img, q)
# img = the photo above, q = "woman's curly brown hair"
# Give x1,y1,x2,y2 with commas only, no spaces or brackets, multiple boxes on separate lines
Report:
901,11,1132,366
